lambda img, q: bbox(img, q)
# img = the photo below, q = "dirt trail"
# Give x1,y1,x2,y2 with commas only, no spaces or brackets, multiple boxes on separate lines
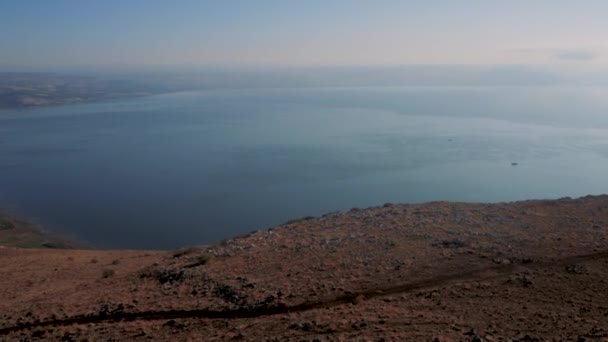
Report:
3,249,608,337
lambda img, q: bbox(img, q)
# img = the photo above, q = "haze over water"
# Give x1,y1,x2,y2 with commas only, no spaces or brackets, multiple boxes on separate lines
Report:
1,85,608,248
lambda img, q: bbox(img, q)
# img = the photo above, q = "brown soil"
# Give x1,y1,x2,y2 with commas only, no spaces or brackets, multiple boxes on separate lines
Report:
2,195,608,341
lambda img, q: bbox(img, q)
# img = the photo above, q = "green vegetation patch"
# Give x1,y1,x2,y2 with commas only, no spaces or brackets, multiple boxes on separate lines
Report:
0,236,18,244
185,254,211,268
19,240,68,249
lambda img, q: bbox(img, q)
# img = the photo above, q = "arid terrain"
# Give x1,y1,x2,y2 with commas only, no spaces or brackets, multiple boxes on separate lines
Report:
1,195,608,341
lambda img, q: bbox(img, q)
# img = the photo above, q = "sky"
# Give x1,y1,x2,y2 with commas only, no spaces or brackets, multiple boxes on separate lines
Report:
1,1,608,70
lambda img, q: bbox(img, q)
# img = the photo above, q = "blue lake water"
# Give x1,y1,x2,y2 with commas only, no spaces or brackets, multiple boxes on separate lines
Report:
1,86,608,249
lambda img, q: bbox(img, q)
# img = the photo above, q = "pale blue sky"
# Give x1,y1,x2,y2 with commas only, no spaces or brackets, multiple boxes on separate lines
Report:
1,1,608,69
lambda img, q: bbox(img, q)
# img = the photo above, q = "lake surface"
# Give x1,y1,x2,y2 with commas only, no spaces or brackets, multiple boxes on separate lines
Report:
1,86,608,249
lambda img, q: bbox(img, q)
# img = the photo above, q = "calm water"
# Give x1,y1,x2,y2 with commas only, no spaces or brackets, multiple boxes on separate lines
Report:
1,86,608,249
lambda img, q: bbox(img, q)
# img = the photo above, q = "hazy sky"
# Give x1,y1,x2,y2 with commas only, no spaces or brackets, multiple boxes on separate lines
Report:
1,1,608,69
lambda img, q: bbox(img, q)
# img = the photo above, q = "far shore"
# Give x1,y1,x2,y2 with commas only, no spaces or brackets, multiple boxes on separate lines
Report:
0,211,77,249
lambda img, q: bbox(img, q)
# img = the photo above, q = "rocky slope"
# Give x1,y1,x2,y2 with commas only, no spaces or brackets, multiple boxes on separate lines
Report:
1,195,608,341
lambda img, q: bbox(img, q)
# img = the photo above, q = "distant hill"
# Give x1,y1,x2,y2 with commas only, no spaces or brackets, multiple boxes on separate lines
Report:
0,72,173,109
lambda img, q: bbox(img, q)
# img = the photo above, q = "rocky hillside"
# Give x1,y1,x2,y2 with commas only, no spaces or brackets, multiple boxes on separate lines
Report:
1,196,608,341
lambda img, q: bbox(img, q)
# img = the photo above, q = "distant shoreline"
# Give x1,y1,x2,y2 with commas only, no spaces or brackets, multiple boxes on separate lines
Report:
0,211,79,249
0,91,165,112
0,72,186,112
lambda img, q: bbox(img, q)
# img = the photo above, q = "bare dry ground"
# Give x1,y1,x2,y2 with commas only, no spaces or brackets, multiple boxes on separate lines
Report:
1,195,608,341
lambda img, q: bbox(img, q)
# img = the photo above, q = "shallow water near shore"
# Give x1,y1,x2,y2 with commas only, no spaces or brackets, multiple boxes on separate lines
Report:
1,86,608,249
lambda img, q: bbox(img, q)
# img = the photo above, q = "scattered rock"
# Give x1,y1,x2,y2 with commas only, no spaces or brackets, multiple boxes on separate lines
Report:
139,268,185,284
464,328,477,336
32,330,45,338
163,319,185,329
513,334,541,342
566,264,587,275
60,332,76,341
289,322,319,332
101,269,115,279
214,284,246,305
433,239,467,249
510,274,533,287
99,303,125,316
492,258,512,265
